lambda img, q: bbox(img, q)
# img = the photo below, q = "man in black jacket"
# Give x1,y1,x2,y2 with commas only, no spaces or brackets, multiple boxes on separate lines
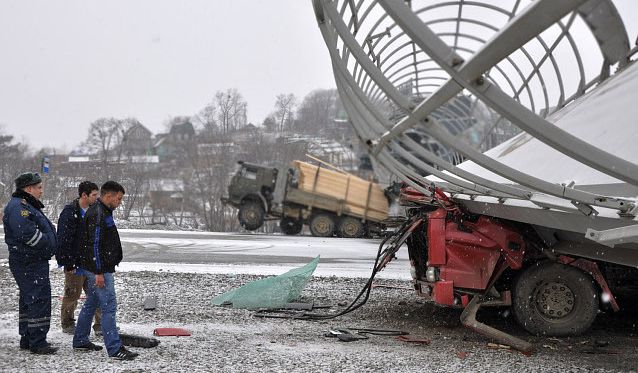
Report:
72,181,138,360
57,181,102,334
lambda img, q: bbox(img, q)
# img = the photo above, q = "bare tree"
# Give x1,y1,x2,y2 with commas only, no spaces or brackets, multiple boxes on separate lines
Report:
296,89,339,135
120,162,155,220
194,103,218,138
274,137,309,167
215,89,248,133
261,115,277,133
240,130,278,165
84,117,126,162
181,138,238,231
274,93,296,132
0,129,34,208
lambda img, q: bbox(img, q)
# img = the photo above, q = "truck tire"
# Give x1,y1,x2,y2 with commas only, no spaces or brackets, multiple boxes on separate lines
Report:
309,212,336,237
337,216,365,238
280,217,302,235
512,261,598,336
238,201,265,231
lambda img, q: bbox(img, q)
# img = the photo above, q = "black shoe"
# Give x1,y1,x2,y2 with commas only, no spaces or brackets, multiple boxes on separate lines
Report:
19,337,29,350
31,344,58,355
110,346,138,360
73,342,103,351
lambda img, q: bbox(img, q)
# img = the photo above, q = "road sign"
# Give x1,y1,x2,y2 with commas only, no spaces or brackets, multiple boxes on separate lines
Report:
42,156,50,174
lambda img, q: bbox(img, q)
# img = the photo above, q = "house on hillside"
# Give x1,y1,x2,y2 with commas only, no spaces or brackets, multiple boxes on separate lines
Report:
231,123,258,141
154,120,196,161
170,121,195,141
121,122,153,156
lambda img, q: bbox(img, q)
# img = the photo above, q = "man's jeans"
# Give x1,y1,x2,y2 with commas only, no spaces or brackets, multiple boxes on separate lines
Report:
61,269,101,331
72,272,121,356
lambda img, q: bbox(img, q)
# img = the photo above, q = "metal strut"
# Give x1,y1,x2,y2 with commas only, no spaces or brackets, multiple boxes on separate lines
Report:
460,294,533,353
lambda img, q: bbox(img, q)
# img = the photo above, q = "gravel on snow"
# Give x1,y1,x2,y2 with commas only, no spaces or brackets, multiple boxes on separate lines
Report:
0,262,637,373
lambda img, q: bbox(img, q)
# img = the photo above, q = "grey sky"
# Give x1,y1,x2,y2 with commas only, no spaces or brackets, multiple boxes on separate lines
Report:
0,0,336,150
0,1,636,151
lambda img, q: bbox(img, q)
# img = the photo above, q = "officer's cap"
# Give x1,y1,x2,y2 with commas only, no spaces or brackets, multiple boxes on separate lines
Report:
15,172,42,189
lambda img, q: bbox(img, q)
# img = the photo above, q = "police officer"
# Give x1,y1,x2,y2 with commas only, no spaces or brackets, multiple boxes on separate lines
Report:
3,172,58,354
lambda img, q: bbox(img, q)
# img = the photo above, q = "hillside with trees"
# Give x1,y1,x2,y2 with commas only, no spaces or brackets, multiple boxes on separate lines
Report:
0,88,361,232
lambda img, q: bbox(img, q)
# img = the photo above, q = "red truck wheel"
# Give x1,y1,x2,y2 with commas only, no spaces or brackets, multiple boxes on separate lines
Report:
512,261,598,336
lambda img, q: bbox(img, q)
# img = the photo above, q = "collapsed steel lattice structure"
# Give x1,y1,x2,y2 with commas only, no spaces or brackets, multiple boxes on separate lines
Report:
313,0,638,256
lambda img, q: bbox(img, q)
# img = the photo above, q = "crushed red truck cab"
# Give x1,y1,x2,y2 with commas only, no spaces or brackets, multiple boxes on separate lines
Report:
417,207,524,306
399,186,630,352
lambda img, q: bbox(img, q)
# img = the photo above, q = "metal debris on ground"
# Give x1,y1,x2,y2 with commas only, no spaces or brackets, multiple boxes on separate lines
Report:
281,302,315,311
395,335,431,345
324,329,369,342
324,327,408,343
371,283,413,291
120,333,161,348
487,343,512,350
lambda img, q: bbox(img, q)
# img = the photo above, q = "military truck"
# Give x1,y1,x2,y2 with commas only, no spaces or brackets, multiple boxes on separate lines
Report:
221,160,390,237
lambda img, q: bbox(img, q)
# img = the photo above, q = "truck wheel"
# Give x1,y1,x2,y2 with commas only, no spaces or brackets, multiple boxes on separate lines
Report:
280,217,302,235
337,216,365,238
238,201,265,230
512,261,598,336
309,212,336,237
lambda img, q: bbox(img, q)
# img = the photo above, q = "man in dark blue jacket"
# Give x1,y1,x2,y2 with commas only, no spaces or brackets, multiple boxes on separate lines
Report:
3,172,58,354
73,181,138,360
57,181,102,335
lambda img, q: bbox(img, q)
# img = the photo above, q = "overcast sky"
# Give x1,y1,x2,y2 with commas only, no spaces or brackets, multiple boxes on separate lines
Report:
0,1,636,151
0,0,336,151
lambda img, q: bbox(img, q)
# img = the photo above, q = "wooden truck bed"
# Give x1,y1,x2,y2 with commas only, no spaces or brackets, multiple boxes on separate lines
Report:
288,161,389,222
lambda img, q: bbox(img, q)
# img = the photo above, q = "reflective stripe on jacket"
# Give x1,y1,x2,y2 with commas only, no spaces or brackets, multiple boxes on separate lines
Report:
3,196,57,261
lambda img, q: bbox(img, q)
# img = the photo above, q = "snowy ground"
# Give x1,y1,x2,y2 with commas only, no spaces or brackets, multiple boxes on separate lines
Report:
1,232,637,372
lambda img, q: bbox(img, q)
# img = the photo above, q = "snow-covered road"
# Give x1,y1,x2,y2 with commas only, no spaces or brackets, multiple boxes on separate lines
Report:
0,228,411,279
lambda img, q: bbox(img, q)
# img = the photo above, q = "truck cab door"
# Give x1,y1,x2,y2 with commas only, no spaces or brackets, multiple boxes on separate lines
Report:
232,165,259,197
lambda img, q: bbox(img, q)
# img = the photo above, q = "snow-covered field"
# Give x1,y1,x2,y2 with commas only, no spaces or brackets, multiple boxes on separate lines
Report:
1,231,637,372
0,229,412,280
116,229,412,280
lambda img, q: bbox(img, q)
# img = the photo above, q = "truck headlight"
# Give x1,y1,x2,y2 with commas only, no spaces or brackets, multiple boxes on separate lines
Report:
426,266,438,282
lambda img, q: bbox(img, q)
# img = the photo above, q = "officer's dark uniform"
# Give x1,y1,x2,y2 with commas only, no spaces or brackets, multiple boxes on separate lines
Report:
3,173,57,352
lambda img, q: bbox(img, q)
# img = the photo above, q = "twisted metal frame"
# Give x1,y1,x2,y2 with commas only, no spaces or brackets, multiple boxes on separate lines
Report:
313,0,638,223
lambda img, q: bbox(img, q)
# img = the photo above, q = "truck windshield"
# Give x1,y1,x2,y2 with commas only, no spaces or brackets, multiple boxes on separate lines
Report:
240,167,257,180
